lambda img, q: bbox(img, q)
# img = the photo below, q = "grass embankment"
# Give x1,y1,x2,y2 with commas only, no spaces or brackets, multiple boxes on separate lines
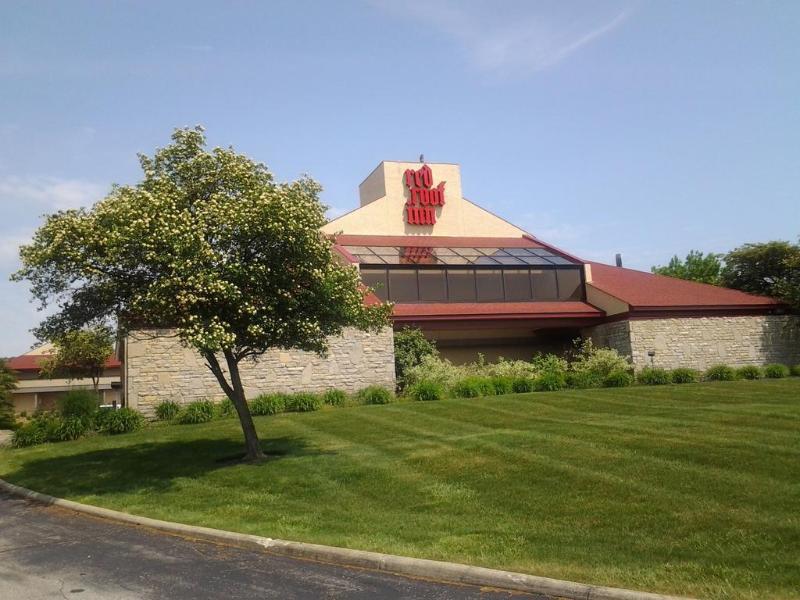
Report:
2,380,798,599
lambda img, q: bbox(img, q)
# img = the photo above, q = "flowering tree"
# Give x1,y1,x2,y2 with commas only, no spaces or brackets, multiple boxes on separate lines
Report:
13,127,391,461
40,326,115,393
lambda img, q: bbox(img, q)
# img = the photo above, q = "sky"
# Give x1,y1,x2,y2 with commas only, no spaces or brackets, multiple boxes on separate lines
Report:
0,0,798,356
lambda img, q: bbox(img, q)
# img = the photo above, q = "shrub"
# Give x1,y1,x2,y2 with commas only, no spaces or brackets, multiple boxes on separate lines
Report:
483,358,539,380
154,400,181,421
565,371,600,389
57,389,99,422
403,355,468,390
451,376,494,398
394,327,438,390
407,380,445,402
52,415,90,441
705,364,736,381
570,339,630,384
764,364,790,379
99,408,144,434
285,392,323,412
12,422,47,447
670,368,698,384
250,393,287,416
531,353,568,379
490,376,514,395
535,372,566,392
637,367,671,385
511,377,536,393
603,370,633,387
322,389,348,407
216,398,236,418
736,365,762,380
177,400,215,424
356,386,394,405
791,364,800,377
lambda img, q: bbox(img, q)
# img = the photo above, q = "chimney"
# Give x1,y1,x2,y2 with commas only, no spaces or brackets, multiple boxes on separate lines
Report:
615,253,623,268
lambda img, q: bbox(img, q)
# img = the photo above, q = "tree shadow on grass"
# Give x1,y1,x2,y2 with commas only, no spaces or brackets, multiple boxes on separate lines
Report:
5,436,326,499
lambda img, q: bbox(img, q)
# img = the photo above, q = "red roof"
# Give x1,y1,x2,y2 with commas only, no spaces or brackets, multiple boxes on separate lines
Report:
393,301,603,322
589,262,783,310
333,234,545,248
6,354,121,372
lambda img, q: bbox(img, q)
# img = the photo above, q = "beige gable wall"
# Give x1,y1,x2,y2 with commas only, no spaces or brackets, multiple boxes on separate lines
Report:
322,161,528,238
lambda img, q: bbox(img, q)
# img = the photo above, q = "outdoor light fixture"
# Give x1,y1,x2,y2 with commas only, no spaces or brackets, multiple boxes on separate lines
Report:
648,350,656,367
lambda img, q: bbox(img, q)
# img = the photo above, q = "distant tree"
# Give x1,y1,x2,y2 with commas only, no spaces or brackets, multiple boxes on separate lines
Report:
0,358,17,429
720,241,800,308
651,250,723,285
393,327,438,390
13,127,391,461
40,326,115,393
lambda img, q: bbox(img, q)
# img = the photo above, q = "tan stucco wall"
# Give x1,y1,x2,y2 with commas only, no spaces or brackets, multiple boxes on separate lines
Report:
323,161,528,238
125,328,396,418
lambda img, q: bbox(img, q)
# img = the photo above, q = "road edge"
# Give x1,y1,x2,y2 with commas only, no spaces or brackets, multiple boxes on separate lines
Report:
0,477,694,600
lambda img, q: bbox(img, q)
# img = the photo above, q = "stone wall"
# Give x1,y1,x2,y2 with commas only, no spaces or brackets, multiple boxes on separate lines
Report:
584,314,800,370
124,327,395,417
582,320,632,358
628,315,800,370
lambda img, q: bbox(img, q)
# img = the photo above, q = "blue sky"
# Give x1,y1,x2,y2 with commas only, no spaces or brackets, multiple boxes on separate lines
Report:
0,0,798,356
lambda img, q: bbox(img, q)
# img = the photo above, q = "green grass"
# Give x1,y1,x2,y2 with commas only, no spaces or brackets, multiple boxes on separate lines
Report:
2,380,799,599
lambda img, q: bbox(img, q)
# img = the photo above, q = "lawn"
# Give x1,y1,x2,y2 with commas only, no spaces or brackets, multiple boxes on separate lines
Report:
2,380,799,599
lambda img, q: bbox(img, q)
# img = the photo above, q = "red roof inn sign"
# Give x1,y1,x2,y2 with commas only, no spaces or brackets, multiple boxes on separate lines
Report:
404,164,446,225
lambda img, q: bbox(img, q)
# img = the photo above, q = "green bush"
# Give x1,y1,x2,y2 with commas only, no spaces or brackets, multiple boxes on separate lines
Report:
52,415,90,441
394,327,438,390
154,400,181,421
764,364,790,379
705,365,736,381
216,398,236,418
403,355,468,390
250,393,287,416
57,389,99,421
670,368,699,384
322,389,348,407
285,392,323,412
534,372,566,392
12,422,46,447
356,386,394,405
736,365,763,380
791,364,800,377
637,368,671,385
603,370,633,387
451,376,494,398
407,380,444,402
99,408,144,434
511,377,536,393
177,400,215,424
570,339,630,385
490,376,514,395
565,371,600,389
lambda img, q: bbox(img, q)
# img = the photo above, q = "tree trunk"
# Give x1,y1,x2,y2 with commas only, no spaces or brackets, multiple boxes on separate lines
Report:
203,350,265,462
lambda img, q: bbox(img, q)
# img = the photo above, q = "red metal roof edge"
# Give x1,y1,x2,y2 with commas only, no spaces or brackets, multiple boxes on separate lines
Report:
7,354,122,372
391,301,604,322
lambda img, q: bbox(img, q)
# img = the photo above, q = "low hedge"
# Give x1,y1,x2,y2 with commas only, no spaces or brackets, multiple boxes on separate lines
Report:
637,368,671,386
705,365,736,381
285,392,323,412
670,368,698,384
323,389,348,407
155,400,181,421
736,366,762,380
603,370,633,388
764,364,790,379
407,380,444,402
357,386,394,405
177,400,215,425
250,393,288,416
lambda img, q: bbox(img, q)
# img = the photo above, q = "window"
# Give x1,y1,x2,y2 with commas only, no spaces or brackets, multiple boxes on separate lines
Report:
503,269,532,301
388,269,418,302
476,269,503,301
531,270,558,300
557,269,583,301
361,268,388,301
447,269,477,301
359,266,583,304
418,269,447,301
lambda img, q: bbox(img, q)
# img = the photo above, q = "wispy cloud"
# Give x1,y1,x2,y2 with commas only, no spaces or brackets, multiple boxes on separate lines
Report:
0,175,107,211
370,0,634,77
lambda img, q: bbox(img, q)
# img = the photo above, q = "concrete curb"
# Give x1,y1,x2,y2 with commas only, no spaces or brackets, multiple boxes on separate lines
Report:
0,477,694,600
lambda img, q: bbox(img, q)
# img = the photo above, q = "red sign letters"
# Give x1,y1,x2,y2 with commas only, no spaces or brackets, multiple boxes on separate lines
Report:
404,164,446,225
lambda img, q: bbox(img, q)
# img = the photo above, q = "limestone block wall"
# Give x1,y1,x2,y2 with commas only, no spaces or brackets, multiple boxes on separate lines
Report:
628,315,800,370
582,320,632,359
124,328,395,418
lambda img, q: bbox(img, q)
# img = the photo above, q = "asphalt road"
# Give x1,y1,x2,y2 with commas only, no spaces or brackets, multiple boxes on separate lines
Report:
0,490,546,599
